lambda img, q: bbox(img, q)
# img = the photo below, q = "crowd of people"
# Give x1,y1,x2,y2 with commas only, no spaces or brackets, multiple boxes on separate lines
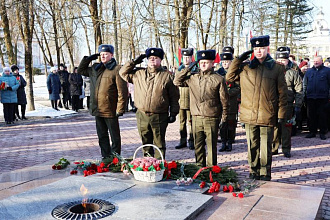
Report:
46,64,90,113
76,35,329,181
47,64,90,112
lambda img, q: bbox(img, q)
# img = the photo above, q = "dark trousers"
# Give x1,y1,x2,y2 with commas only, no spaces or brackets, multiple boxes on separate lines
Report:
136,110,168,159
71,95,80,111
86,96,90,109
179,109,193,145
220,119,237,144
245,124,274,178
95,116,121,158
126,94,134,111
3,103,15,123
307,98,328,134
51,100,58,109
14,104,26,119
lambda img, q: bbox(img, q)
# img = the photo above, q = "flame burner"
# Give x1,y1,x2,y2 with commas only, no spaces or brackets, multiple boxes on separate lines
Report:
51,198,115,219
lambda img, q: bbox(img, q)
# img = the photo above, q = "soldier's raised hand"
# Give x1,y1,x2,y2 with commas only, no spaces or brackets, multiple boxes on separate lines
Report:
88,53,100,60
133,54,147,65
238,50,253,61
188,60,199,71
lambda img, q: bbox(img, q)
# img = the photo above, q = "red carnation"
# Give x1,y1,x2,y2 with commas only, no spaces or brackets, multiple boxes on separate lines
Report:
168,161,177,169
52,165,56,170
228,185,234,192
199,181,206,188
56,165,62,170
74,161,80,164
112,158,119,165
238,193,244,198
223,185,229,192
100,162,105,168
212,165,221,173
232,193,237,197
97,167,103,173
103,168,109,172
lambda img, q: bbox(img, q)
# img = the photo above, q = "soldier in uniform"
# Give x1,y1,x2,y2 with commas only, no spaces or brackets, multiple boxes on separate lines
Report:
77,44,128,159
174,49,229,167
119,48,180,159
175,48,196,150
226,35,288,181
217,52,240,152
273,51,303,158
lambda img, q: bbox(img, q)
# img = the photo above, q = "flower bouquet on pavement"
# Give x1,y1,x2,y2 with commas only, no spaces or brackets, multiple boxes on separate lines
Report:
52,158,70,170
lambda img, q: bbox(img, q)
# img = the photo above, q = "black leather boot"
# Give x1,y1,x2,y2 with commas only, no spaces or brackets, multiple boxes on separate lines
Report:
219,142,226,152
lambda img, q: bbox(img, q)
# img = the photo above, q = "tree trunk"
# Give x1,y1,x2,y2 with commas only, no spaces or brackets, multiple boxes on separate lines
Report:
113,0,119,61
0,1,15,64
89,0,102,51
230,0,236,47
219,0,228,49
18,0,35,111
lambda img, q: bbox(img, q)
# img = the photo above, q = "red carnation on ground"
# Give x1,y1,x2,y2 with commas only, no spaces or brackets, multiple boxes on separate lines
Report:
112,158,119,165
199,181,206,188
238,193,244,198
223,185,229,192
212,165,221,173
232,193,237,197
100,162,105,168
228,185,234,192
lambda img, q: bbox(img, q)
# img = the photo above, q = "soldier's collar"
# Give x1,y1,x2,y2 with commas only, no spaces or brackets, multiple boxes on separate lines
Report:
249,54,275,70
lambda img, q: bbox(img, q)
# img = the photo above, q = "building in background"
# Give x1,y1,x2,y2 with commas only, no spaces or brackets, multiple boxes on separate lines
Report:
302,8,330,61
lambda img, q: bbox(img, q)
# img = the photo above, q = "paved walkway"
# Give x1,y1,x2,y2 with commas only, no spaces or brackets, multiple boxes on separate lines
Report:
0,111,329,219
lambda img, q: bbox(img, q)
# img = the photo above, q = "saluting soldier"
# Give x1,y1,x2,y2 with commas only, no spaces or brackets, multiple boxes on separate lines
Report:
277,46,300,72
273,51,303,158
174,49,229,167
175,48,197,150
226,35,288,181
217,52,240,152
77,44,128,159
119,48,180,159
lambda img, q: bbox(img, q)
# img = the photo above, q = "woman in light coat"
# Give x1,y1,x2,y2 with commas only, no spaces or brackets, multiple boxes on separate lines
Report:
0,67,20,124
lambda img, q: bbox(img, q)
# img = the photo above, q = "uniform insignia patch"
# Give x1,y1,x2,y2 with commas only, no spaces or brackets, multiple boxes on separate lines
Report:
151,50,154,53
224,55,227,58
102,47,105,49
184,52,187,54
256,41,260,45
202,53,205,57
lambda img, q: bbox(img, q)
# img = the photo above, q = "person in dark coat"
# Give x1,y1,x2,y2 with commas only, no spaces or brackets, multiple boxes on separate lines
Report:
78,44,128,159
0,67,20,124
303,56,330,140
69,67,83,112
11,65,28,120
47,67,61,111
58,64,70,109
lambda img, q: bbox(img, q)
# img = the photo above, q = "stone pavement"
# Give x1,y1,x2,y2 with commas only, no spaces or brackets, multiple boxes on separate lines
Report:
0,111,329,219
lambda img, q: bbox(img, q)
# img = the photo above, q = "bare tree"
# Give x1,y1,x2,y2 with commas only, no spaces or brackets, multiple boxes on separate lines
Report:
17,0,35,110
0,1,15,64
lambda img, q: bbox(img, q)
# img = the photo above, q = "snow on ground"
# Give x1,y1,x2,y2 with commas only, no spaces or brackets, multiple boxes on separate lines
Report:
0,73,78,118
